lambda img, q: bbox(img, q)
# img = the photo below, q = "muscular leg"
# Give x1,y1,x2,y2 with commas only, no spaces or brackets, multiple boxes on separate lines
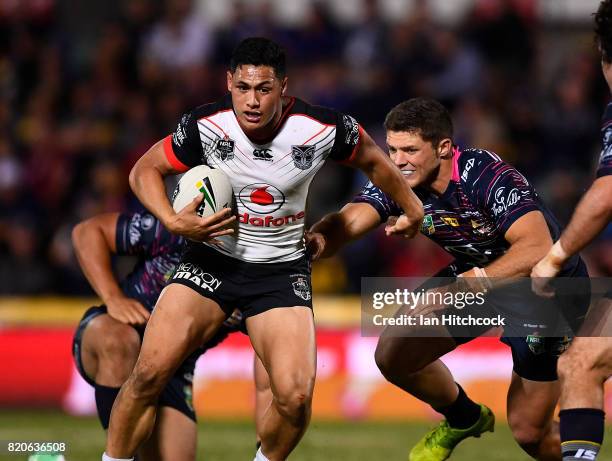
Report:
254,354,272,445
139,407,197,461
105,284,227,459
556,336,612,461
247,306,316,461
506,372,560,460
559,337,612,410
374,333,459,407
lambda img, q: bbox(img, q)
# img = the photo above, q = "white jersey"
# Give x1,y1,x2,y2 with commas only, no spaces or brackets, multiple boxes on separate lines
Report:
164,95,361,263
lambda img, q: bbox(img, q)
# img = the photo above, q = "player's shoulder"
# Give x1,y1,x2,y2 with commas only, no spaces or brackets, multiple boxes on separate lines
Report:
457,147,504,182
186,94,233,121
288,97,344,126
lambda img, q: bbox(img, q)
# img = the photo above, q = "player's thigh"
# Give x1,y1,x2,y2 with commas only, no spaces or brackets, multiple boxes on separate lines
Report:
80,311,141,381
507,372,559,437
247,306,316,399
133,284,227,390
139,406,197,461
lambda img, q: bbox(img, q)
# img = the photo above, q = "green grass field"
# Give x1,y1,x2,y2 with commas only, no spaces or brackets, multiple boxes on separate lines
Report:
0,410,610,460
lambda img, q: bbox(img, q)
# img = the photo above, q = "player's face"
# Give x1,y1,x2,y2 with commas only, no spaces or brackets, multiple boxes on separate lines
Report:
386,130,441,187
227,65,287,138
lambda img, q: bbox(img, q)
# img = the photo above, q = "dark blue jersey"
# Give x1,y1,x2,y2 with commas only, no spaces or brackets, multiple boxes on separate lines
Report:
596,103,612,178
354,148,581,275
115,211,185,310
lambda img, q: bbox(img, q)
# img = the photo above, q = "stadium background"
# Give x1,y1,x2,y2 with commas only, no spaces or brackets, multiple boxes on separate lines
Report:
1,0,612,459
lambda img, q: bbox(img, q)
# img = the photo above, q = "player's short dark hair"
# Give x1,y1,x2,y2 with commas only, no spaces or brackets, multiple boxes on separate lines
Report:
230,37,286,79
595,0,612,63
384,98,453,147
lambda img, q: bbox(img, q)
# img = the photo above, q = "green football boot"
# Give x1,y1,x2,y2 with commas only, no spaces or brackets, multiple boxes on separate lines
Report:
409,404,495,461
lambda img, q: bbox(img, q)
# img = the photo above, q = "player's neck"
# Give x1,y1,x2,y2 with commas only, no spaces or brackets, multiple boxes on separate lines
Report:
423,157,453,196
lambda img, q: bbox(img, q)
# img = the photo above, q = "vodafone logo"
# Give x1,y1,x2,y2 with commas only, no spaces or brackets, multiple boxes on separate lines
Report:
238,183,285,213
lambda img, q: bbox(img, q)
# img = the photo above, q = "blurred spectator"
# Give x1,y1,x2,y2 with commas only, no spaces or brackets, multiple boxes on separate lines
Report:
1,0,610,295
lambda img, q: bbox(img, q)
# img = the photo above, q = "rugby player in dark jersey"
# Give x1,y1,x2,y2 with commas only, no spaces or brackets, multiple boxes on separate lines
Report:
307,97,590,461
72,208,252,460
105,38,423,461
531,2,612,459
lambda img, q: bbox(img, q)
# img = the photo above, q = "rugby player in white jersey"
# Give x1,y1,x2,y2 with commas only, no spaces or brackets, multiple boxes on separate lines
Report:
531,2,612,459
103,37,423,461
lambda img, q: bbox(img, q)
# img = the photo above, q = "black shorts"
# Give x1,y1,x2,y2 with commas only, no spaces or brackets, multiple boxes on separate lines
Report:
72,305,210,424
168,243,313,318
427,261,591,381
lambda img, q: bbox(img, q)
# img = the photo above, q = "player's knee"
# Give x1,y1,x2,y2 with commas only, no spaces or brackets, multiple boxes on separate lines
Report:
98,331,140,379
375,338,420,380
274,378,314,424
508,418,547,453
127,362,169,402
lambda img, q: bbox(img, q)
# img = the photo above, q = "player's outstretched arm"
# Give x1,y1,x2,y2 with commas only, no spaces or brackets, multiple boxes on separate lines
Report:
307,202,381,260
72,213,150,325
532,175,612,279
129,140,235,242
345,130,423,238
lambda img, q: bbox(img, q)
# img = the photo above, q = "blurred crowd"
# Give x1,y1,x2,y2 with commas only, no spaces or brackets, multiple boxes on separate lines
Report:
1,0,611,296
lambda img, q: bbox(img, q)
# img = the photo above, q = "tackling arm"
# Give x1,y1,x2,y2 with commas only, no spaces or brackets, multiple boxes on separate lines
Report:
308,203,382,259
72,213,150,324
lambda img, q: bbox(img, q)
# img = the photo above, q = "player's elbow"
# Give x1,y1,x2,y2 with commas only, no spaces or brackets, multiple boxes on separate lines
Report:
71,221,89,254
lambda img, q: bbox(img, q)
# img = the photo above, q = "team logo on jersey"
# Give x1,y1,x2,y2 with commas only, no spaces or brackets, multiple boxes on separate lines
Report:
291,275,311,301
253,148,273,162
215,138,235,161
238,183,285,213
291,145,315,170
421,215,435,235
442,216,459,227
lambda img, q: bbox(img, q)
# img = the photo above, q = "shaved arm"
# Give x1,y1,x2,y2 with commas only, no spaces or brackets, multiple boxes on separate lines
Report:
464,211,553,278
558,176,612,258
345,131,423,237
129,140,180,228
72,213,122,302
308,203,382,258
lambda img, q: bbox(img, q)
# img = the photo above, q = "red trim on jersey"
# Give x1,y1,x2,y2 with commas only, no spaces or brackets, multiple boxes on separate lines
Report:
250,97,297,145
202,116,229,137
163,135,190,172
339,125,364,164
302,125,329,145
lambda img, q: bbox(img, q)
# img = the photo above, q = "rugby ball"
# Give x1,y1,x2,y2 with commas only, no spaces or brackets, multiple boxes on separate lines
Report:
171,165,233,218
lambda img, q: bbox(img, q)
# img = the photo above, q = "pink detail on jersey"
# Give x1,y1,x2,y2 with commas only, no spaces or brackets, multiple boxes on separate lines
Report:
451,147,462,181
251,186,274,205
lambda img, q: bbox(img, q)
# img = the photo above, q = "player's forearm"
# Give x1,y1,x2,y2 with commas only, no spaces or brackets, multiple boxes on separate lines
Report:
129,160,176,228
482,240,549,278
557,176,612,259
310,212,352,257
72,223,123,303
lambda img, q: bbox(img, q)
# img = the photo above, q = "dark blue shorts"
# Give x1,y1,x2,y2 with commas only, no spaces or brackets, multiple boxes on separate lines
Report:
432,261,591,381
72,305,238,424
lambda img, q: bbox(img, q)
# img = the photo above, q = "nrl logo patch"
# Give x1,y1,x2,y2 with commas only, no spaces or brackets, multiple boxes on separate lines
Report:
291,275,311,301
291,145,315,170
526,334,545,355
215,138,235,161
421,215,435,235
